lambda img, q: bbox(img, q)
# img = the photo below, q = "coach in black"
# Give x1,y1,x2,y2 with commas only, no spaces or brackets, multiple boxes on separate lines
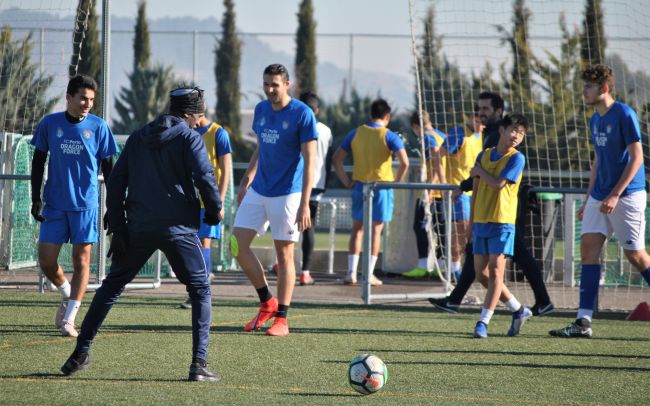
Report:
429,91,554,316
61,87,223,382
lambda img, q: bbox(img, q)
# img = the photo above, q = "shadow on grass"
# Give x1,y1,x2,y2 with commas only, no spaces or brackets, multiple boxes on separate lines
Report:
360,348,650,359
321,359,650,373
0,373,183,382
282,392,360,398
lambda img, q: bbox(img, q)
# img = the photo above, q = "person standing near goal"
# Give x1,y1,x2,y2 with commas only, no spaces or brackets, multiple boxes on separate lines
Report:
332,99,410,286
550,64,650,338
30,74,118,337
403,110,446,279
469,113,532,338
232,64,317,337
61,86,223,381
429,91,554,316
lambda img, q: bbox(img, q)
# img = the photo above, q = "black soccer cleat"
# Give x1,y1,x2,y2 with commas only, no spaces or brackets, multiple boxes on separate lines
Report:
531,302,555,316
61,351,90,376
428,297,460,314
188,361,222,382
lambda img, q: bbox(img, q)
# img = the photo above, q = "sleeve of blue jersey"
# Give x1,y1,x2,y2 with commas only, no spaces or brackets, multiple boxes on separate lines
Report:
499,152,525,183
97,121,119,159
385,130,405,151
215,127,232,156
299,107,319,144
30,116,49,152
620,106,642,145
475,150,484,166
339,129,356,152
443,126,465,154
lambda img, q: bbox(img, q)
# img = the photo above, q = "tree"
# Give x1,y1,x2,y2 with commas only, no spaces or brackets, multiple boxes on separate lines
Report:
415,5,468,132
294,0,317,97
69,0,102,115
215,0,247,161
0,26,58,133
580,0,606,67
112,1,176,134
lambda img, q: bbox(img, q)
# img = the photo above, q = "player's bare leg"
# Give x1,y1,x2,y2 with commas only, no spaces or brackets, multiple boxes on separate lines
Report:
232,227,267,289
274,239,295,306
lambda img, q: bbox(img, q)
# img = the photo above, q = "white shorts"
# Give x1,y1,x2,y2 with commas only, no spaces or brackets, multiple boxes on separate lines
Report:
581,191,647,251
233,188,301,242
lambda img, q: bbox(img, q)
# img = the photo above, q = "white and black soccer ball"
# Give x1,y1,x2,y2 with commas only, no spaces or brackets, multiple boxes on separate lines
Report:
347,354,388,395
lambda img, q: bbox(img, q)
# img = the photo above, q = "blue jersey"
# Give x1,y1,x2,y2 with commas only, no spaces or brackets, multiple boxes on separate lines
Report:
31,112,118,211
251,99,318,197
423,129,445,160
473,148,525,237
589,101,646,200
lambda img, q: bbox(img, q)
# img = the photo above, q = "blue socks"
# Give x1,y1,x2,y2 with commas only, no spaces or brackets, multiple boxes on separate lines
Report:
641,266,650,286
202,248,211,273
579,264,601,311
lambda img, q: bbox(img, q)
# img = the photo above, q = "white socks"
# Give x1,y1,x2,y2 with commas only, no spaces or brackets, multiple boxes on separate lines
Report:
369,255,378,277
63,299,81,323
302,270,310,276
417,258,428,269
451,261,461,273
577,309,593,322
505,297,522,313
57,279,71,298
479,308,494,325
347,255,359,277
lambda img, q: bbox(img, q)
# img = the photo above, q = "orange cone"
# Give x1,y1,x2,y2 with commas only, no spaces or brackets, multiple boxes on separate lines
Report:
626,302,650,321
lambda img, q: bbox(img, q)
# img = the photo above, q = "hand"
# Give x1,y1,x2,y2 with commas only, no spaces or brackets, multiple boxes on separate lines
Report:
237,183,249,205
103,212,109,230
345,180,354,189
31,200,45,222
219,207,225,222
469,164,481,178
295,202,311,232
600,194,619,214
577,205,585,221
107,232,128,262
451,189,462,200
204,208,222,226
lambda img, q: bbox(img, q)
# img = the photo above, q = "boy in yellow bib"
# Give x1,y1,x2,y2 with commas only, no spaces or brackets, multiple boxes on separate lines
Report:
469,113,532,338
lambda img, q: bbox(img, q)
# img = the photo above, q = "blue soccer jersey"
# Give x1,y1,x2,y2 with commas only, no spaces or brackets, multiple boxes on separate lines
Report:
423,129,445,160
250,99,318,197
31,112,118,211
589,101,646,200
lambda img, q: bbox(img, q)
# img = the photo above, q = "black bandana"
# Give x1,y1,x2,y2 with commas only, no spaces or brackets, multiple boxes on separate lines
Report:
169,87,205,114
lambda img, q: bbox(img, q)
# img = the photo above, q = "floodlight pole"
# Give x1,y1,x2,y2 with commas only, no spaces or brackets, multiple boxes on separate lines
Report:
98,0,111,283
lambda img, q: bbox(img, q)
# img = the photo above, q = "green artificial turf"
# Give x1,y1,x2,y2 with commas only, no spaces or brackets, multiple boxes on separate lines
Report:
0,292,648,405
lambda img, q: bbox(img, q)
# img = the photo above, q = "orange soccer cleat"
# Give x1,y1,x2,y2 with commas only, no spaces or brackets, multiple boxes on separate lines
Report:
243,297,278,331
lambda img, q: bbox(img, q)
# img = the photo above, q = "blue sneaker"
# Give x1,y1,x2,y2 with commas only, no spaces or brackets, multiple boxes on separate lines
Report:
507,306,533,337
473,321,488,338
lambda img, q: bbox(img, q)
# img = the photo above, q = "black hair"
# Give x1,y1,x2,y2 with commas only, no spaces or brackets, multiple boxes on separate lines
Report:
370,98,391,120
263,63,290,81
67,74,98,96
501,112,528,131
299,91,320,113
478,91,505,112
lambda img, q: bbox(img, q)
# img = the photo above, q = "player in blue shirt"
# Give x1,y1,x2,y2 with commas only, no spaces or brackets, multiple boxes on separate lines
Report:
232,64,318,337
30,75,118,338
550,64,650,338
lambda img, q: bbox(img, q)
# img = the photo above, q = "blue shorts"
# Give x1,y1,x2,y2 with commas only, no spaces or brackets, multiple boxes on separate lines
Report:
198,208,221,240
352,185,394,222
39,206,98,244
473,231,515,256
452,194,471,222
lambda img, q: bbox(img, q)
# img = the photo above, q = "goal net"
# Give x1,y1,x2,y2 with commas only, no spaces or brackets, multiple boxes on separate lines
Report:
383,0,649,310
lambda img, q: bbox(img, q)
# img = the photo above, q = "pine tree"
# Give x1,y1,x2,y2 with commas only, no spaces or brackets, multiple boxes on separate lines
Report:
580,0,606,67
294,0,317,96
112,1,176,134
215,0,247,161
69,0,102,115
0,26,58,133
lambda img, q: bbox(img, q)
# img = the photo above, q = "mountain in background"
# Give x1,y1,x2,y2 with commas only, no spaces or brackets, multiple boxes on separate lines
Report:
0,9,414,118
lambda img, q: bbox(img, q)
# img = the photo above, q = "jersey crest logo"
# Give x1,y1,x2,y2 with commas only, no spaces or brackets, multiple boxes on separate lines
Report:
56,128,64,138
83,129,92,139
282,121,289,130
606,124,612,134
259,117,266,127
592,125,598,135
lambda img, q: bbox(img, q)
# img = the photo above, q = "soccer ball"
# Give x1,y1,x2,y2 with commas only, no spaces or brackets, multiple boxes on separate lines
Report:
348,354,388,395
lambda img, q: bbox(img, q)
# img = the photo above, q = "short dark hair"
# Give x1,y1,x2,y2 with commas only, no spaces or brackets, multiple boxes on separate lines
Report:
409,110,431,127
582,64,615,92
67,74,98,96
299,91,320,113
263,63,290,81
501,112,528,131
370,98,391,120
478,91,505,112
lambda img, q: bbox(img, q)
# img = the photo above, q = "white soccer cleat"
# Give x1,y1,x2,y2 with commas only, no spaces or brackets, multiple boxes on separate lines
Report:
369,276,383,286
60,321,79,338
55,299,68,328
343,274,357,285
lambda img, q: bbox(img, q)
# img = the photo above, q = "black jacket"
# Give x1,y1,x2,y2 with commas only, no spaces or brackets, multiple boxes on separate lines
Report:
106,115,221,236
